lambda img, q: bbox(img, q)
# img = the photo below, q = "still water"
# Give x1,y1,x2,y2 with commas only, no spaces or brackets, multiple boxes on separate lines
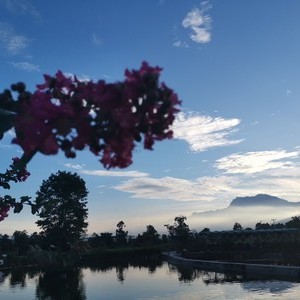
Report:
1,260,300,299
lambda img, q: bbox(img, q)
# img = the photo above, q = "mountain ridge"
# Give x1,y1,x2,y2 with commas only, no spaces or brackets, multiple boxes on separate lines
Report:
189,194,300,231
229,194,300,207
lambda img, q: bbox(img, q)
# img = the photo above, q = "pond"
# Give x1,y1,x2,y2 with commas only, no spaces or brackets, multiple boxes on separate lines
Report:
1,260,300,299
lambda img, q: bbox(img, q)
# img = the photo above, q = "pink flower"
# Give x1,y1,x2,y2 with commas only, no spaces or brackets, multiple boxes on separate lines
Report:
0,205,10,221
12,62,181,169
11,157,31,181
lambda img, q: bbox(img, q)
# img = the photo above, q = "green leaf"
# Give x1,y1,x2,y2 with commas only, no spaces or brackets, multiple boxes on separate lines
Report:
31,204,38,215
13,203,23,214
0,182,10,189
20,196,31,204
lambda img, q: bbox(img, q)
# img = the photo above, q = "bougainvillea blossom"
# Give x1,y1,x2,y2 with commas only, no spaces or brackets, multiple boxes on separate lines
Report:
12,62,180,169
11,157,31,182
0,204,9,221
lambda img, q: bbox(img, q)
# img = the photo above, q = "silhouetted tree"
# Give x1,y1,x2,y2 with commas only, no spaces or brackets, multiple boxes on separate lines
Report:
286,216,300,229
100,232,114,248
233,222,242,231
165,216,190,249
0,234,13,252
13,230,29,255
115,221,128,246
136,225,160,246
29,232,48,250
271,223,285,229
255,222,271,230
201,228,210,233
35,171,88,250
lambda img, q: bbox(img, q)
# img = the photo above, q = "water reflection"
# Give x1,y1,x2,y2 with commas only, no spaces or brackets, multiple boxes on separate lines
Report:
84,256,163,283
242,280,297,294
167,263,298,294
0,268,86,300
1,260,300,299
168,263,244,284
116,265,126,282
36,268,86,300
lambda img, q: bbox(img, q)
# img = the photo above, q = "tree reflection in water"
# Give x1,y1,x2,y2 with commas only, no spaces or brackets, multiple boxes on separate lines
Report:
2,268,40,289
84,256,163,283
116,265,126,283
0,260,299,298
9,269,27,288
168,263,248,285
35,268,86,300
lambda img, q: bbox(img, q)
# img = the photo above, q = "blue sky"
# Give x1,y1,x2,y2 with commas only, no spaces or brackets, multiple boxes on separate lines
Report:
1,0,300,235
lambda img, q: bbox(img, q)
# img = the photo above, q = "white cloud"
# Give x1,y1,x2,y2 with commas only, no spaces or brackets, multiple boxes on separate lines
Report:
114,164,300,203
214,165,300,202
112,146,300,204
0,23,30,54
63,72,91,83
173,40,189,48
9,61,40,72
7,36,30,52
286,90,292,96
114,176,235,202
182,6,212,44
65,163,85,170
80,169,149,178
216,150,300,174
172,112,243,152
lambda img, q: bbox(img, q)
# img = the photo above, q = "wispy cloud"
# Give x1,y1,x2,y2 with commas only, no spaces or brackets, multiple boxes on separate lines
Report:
173,40,189,48
80,170,149,178
63,72,91,82
0,23,30,54
114,176,237,202
115,176,205,201
216,149,300,174
182,4,212,44
9,61,40,72
92,33,102,46
3,0,41,19
114,165,300,203
286,89,292,96
64,163,85,170
172,112,243,152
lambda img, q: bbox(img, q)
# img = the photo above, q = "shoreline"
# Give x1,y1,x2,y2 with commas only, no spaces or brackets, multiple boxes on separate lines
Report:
163,251,300,281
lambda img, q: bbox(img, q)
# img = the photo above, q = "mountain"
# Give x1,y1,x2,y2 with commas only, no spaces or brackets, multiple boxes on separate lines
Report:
189,194,300,231
229,194,300,207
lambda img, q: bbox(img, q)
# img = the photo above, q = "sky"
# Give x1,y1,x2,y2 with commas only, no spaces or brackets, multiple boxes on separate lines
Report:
1,0,300,235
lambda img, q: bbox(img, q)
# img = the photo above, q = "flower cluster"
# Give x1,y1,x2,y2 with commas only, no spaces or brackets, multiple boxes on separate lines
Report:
0,204,9,221
11,157,31,182
12,62,181,168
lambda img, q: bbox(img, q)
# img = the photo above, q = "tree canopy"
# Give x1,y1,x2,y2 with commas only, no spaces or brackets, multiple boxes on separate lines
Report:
165,216,190,245
233,222,243,231
35,171,88,249
115,221,128,246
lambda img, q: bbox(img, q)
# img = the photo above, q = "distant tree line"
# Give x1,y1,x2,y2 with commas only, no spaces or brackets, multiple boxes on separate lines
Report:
232,217,300,231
